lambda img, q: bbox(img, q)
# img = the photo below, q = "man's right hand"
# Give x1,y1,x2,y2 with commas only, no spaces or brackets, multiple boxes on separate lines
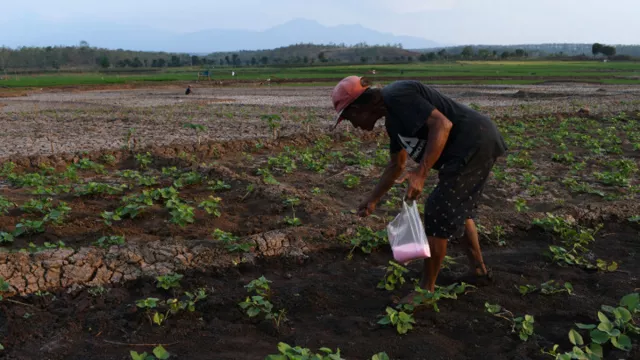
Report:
357,199,377,217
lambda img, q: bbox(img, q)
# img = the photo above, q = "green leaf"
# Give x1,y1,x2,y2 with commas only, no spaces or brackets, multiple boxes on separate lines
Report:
620,293,639,311
153,345,170,359
597,311,611,324
589,329,610,344
484,302,502,314
569,329,584,346
371,353,390,360
130,351,148,360
378,317,391,325
601,305,616,313
575,323,596,330
612,334,632,351
587,343,603,357
613,307,632,322
246,307,261,317
557,354,572,360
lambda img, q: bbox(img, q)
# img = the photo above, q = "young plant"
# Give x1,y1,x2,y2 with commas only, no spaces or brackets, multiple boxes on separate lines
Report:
198,196,222,217
207,180,231,192
540,280,574,295
212,229,251,253
346,227,388,257
94,235,126,248
74,159,106,174
134,152,153,169
283,197,301,227
13,219,46,237
268,153,297,174
130,345,170,360
485,302,535,341
167,201,195,227
343,174,361,189
257,168,279,185
182,123,207,145
378,261,409,291
238,276,286,330
156,273,183,291
0,196,15,214
0,232,14,244
265,343,343,360
377,307,415,335
20,197,54,214
261,114,282,139
101,154,117,166
517,284,538,296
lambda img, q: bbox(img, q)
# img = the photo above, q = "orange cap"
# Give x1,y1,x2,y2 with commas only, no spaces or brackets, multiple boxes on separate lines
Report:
331,76,369,130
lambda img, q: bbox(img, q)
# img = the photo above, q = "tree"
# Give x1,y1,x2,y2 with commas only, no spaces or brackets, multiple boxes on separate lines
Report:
157,58,166,67
0,46,11,73
232,54,240,66
98,56,110,68
303,55,309,64
461,46,474,58
131,57,143,68
437,49,447,59
501,51,510,59
251,57,257,66
592,43,603,56
79,40,90,48
515,49,525,57
225,56,230,65
219,59,224,66
318,52,327,62
360,56,367,63
601,45,616,57
418,53,428,62
260,56,268,65
191,55,201,66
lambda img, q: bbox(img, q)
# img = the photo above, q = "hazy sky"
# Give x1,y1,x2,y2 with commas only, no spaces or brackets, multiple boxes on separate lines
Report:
1,0,638,45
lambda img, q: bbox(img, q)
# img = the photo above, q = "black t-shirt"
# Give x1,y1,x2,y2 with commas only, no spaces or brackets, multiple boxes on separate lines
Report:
382,80,506,170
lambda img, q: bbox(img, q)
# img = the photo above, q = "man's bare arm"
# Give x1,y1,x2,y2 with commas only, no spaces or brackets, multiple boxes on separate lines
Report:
417,109,453,176
358,150,407,216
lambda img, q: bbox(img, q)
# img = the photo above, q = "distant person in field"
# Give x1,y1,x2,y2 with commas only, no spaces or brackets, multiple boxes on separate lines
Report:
185,85,192,95
330,76,507,301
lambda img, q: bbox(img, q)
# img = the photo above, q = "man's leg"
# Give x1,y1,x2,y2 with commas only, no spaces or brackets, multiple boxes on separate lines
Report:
462,219,488,276
420,236,448,292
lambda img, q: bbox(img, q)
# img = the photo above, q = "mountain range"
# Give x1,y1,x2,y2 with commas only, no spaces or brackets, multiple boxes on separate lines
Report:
2,19,440,53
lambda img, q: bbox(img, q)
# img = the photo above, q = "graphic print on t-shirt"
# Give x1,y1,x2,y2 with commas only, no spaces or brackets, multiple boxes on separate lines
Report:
398,134,426,162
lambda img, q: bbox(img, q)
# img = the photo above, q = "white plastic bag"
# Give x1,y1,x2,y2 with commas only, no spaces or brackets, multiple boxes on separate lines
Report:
386,200,431,265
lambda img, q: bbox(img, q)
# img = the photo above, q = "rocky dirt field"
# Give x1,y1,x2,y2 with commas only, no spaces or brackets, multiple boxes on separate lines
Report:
0,83,638,360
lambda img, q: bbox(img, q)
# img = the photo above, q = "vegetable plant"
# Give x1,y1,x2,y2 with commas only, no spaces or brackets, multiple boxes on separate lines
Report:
156,273,183,291
257,168,279,185
167,200,195,227
485,302,535,341
378,261,409,291
343,174,361,189
130,345,170,360
283,197,301,227
0,196,15,214
207,180,231,192
238,276,286,330
182,122,207,145
261,114,282,139
74,159,106,174
198,196,222,217
378,307,415,335
212,229,251,253
94,235,126,248
345,227,388,257
265,342,343,360
135,152,153,169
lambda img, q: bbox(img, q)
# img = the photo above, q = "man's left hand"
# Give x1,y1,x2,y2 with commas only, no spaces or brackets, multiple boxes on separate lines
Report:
397,169,428,200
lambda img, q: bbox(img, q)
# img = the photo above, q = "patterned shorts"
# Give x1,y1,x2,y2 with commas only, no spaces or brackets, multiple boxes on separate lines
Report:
424,153,496,240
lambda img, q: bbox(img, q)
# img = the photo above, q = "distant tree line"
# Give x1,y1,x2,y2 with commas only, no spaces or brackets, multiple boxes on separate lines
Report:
0,41,635,74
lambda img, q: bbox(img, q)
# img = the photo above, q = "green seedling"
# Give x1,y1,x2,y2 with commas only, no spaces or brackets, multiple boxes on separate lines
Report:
245,276,272,298
257,168,279,185
346,227,388,257
378,261,409,291
101,154,117,165
517,284,538,296
130,345,170,360
485,302,535,341
343,174,361,189
541,280,574,295
283,197,302,227
440,255,457,270
136,175,158,187
371,353,390,360
0,277,11,300
43,202,72,225
239,276,286,330
212,229,251,253
207,180,231,192
134,152,153,169
261,114,282,139
94,235,125,248
596,259,619,272
0,196,15,214
20,198,54,214
311,187,322,195
173,171,202,188
74,182,126,196
88,286,108,297
265,342,343,360
74,159,105,174
167,201,195,227
0,232,14,244
13,219,45,237
268,154,297,174
378,307,415,335
161,167,180,177
183,123,207,145
400,283,475,313
156,273,183,290
198,196,222,217
514,198,529,212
